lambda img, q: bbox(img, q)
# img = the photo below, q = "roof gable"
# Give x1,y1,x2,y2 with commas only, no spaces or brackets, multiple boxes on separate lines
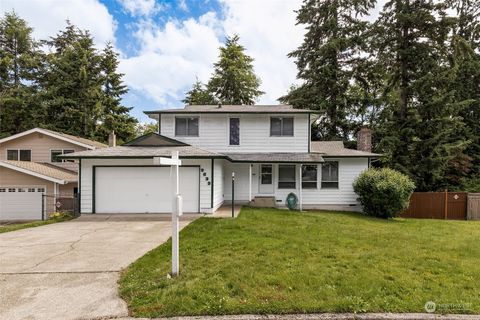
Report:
0,128,106,149
123,133,188,147
0,161,77,184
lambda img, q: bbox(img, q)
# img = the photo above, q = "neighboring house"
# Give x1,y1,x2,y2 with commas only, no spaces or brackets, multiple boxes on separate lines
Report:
64,105,379,215
0,128,106,220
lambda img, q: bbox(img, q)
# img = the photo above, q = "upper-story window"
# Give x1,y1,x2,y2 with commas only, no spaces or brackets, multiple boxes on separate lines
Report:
270,117,294,136
229,118,240,145
7,149,31,161
175,117,199,137
51,149,75,163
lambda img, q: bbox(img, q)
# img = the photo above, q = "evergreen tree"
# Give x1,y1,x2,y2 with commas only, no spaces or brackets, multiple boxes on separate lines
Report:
280,0,376,141
96,43,137,144
0,11,41,137
447,0,480,178
182,78,216,105
375,0,468,191
207,35,264,105
41,22,103,139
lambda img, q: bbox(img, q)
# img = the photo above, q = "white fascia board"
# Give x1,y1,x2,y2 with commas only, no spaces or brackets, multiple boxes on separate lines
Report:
0,128,96,150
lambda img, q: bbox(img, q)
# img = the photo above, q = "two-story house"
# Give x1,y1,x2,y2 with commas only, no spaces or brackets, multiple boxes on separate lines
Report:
63,105,378,215
0,128,106,219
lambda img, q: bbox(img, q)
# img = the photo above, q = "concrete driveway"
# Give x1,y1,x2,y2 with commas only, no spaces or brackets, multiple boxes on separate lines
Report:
0,214,198,320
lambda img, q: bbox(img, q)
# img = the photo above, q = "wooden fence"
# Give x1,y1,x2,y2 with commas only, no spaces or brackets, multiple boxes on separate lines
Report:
468,193,480,220
402,192,468,220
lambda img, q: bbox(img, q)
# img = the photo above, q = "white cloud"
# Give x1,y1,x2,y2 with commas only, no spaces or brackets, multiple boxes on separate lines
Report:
0,0,116,47
220,0,304,103
119,12,222,104
179,0,188,12
117,0,162,17
120,0,304,107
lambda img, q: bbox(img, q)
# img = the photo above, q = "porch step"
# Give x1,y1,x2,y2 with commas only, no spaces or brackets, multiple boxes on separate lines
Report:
250,196,276,208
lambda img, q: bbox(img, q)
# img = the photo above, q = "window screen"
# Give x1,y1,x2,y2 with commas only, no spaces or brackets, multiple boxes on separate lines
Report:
321,161,339,188
302,165,317,189
229,118,240,145
7,150,18,160
20,150,31,161
270,117,294,136
175,117,199,136
278,165,296,189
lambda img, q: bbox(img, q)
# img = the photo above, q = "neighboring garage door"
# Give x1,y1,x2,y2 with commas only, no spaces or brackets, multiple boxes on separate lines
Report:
0,187,44,220
94,166,200,213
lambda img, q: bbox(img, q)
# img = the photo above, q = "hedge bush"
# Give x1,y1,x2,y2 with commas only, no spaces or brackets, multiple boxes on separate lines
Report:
353,168,415,219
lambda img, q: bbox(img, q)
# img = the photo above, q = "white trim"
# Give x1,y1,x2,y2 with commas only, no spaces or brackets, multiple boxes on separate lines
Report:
0,161,67,184
6,149,32,161
0,128,97,149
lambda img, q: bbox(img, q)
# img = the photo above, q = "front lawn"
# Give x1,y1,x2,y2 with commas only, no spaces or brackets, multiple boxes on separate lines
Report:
0,215,73,234
120,207,480,317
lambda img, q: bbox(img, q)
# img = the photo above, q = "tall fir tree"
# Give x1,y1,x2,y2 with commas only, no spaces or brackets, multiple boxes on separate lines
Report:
447,0,480,178
280,0,376,141
96,43,137,144
0,11,42,137
41,22,103,139
182,78,216,105
207,34,264,105
375,0,468,191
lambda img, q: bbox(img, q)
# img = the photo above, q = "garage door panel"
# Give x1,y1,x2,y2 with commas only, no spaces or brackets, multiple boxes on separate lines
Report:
95,167,199,214
0,192,43,220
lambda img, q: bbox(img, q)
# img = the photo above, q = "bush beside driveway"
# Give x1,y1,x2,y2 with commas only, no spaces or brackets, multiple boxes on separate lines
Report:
120,207,480,317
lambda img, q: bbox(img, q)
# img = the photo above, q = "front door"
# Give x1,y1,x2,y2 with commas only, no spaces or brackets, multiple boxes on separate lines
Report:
259,164,274,194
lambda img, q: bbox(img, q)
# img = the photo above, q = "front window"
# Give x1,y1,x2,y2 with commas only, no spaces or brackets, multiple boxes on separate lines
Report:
302,165,318,189
229,118,240,145
7,149,18,160
270,117,294,136
19,150,31,161
6,149,31,161
175,117,199,136
322,161,339,189
278,165,296,189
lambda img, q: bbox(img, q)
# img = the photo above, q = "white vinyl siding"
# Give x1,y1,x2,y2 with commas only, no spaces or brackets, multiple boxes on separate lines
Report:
160,113,309,153
223,158,368,207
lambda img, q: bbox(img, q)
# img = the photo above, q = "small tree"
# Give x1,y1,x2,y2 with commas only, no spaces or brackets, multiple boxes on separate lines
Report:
353,168,415,219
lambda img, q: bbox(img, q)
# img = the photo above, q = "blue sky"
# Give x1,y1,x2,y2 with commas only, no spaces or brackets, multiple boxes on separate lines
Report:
1,0,385,123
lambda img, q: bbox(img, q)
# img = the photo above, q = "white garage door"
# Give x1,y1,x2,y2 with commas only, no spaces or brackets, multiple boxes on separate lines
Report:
0,187,44,220
95,166,200,213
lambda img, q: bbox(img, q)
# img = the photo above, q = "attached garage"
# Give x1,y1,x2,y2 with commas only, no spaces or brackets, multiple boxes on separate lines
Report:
0,187,44,220
94,166,200,213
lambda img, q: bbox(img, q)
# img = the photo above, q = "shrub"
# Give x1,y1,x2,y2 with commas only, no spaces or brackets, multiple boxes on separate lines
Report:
49,211,73,220
353,168,415,219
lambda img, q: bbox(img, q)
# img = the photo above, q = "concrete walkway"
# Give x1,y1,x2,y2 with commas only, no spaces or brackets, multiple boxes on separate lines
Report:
0,214,198,320
208,205,242,218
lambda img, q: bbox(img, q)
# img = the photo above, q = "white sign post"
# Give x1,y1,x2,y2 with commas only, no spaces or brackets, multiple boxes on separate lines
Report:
153,151,182,276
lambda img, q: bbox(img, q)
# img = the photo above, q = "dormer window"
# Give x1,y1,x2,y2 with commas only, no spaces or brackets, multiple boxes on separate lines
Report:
270,117,294,136
175,117,199,137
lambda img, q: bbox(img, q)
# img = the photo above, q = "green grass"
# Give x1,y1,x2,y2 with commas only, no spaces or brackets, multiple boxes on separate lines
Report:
0,216,73,234
119,207,480,317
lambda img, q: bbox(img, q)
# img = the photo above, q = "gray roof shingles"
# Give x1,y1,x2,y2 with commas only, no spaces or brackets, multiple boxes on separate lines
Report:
145,104,316,114
311,141,380,157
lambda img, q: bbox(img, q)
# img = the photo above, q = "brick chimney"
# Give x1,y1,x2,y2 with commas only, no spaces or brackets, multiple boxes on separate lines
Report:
108,131,116,147
357,127,372,152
